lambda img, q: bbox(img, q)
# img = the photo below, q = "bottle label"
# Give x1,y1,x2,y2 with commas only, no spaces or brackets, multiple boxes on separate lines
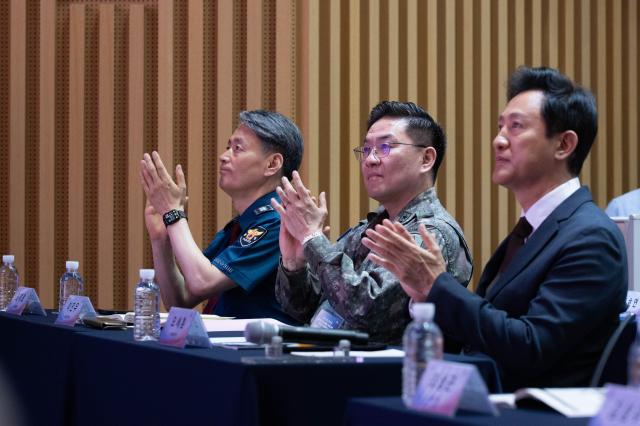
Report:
5,287,46,316
591,384,640,425
55,295,97,326
159,307,211,349
412,359,497,417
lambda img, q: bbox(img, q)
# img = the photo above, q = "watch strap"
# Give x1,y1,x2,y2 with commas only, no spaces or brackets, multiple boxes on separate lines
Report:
162,209,187,227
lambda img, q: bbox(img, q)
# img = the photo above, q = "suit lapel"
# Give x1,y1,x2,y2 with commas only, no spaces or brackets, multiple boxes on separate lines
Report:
476,239,508,297
482,186,593,300
486,221,559,299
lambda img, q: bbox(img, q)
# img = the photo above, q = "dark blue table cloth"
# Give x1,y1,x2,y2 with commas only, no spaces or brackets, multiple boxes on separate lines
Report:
345,396,591,426
0,312,501,426
0,311,95,426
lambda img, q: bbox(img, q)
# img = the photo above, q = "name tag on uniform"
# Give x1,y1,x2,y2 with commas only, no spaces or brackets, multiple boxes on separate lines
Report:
310,300,345,329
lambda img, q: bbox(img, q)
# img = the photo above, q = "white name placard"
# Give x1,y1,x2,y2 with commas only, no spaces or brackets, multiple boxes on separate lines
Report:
55,295,97,326
5,287,46,316
590,384,640,426
159,307,211,348
412,359,497,417
626,291,640,314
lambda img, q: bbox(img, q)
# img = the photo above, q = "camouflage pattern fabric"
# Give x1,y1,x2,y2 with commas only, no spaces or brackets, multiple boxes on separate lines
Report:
275,187,473,344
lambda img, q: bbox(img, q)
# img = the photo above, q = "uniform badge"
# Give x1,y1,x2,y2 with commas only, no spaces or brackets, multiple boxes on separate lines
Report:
240,226,268,247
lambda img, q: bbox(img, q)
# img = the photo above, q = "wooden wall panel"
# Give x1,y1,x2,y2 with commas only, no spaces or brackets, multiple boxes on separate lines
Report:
25,0,40,295
127,4,145,306
478,0,492,269
97,3,115,308
1,0,639,308
216,0,233,228
9,0,26,280
68,4,85,273
39,0,56,306
347,0,361,227
306,0,319,197
188,0,204,248
246,0,263,110
0,1,8,259
629,0,639,189
157,0,174,167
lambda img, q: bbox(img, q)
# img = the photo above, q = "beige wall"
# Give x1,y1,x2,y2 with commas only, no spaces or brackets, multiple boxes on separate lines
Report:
1,0,638,309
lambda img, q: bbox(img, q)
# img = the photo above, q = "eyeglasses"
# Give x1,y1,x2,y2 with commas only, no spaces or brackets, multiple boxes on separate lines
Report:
352,141,429,162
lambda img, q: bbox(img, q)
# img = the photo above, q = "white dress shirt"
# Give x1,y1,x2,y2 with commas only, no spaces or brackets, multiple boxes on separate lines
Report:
522,177,581,238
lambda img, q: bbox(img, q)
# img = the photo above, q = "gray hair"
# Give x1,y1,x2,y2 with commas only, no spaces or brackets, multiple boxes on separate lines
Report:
239,110,304,179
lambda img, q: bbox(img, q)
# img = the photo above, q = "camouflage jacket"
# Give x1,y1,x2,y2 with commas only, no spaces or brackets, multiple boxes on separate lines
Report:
275,187,473,344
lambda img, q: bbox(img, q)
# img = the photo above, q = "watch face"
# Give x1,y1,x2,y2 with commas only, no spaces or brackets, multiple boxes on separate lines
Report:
163,210,185,226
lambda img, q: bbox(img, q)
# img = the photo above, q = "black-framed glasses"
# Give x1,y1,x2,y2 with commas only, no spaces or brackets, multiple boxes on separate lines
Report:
352,142,429,162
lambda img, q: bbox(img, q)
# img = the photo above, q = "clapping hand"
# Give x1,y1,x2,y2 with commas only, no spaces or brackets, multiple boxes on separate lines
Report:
139,151,188,216
362,220,446,302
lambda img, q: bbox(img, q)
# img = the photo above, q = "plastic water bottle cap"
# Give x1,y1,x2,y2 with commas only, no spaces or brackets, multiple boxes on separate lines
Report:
413,303,435,320
139,269,155,280
2,255,14,264
66,261,79,270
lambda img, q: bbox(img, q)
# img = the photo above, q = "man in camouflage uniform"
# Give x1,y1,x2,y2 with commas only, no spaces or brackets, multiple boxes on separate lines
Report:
271,101,472,344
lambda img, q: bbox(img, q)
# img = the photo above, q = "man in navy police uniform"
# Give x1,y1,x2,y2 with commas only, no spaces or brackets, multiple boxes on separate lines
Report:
139,110,303,323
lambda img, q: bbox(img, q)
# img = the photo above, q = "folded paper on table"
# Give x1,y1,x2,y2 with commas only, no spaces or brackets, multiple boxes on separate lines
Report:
291,349,404,358
114,311,234,325
202,318,286,332
489,387,605,418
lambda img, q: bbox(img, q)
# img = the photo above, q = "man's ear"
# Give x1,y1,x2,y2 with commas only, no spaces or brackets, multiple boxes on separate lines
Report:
555,130,578,161
421,146,436,173
265,153,284,177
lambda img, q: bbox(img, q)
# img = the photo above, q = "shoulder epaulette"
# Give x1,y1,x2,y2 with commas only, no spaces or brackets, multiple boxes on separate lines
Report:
254,205,275,215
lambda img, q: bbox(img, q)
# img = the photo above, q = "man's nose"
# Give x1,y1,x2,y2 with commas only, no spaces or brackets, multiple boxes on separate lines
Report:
493,134,508,150
363,148,381,165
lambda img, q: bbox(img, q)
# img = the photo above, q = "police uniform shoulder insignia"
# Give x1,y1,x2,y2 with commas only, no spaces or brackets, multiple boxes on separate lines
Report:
253,205,274,215
240,226,268,247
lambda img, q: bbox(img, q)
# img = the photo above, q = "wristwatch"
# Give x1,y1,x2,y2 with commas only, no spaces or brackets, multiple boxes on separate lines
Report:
162,209,187,227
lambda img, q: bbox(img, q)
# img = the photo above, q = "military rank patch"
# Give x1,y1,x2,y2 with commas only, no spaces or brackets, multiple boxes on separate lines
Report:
240,226,268,247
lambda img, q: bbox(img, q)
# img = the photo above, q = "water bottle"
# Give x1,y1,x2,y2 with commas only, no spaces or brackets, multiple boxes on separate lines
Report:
402,303,444,408
134,269,160,341
0,255,20,310
58,261,84,312
628,318,640,387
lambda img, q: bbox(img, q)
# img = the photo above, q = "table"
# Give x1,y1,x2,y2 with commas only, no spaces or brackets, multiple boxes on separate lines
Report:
344,396,591,426
0,311,94,426
0,312,501,426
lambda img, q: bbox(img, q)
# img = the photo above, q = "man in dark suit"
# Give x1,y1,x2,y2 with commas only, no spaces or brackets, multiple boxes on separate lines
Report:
362,66,627,390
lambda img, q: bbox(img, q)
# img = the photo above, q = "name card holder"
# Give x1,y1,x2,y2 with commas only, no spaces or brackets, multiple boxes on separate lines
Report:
412,359,498,417
5,287,46,316
159,307,211,349
590,384,640,426
55,296,97,326
626,291,640,314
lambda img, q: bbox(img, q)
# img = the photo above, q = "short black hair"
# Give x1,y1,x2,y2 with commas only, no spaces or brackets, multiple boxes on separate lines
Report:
507,66,598,176
367,101,447,181
239,110,304,179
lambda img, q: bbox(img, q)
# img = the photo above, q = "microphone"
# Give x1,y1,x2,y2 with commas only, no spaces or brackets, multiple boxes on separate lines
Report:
244,321,369,345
